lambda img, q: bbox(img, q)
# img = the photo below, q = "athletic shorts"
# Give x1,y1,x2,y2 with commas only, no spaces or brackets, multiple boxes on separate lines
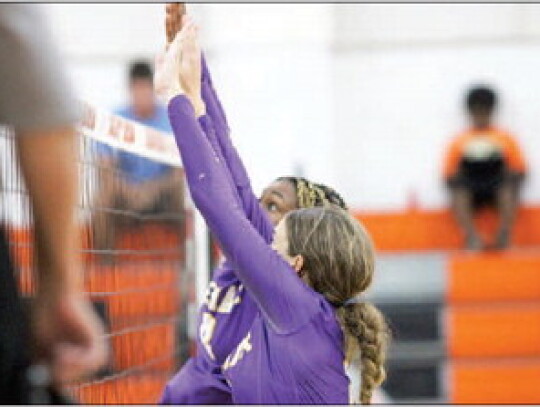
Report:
447,156,506,209
0,227,73,404
0,227,31,404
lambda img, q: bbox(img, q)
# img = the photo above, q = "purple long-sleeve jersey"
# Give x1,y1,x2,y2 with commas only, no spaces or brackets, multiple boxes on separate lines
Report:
160,57,274,404
165,93,351,403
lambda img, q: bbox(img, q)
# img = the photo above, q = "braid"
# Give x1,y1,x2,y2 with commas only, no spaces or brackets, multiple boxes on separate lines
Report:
296,178,317,208
277,176,348,210
313,182,348,210
337,302,389,404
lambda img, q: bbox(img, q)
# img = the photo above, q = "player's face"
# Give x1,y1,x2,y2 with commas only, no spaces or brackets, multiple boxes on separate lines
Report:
260,180,298,226
130,79,155,117
272,217,304,273
470,106,493,129
272,218,290,259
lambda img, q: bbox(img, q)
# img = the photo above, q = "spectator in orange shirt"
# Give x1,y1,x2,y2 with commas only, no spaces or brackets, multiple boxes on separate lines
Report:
443,86,527,250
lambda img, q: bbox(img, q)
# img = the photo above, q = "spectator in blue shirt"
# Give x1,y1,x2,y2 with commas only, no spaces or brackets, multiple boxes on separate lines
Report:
93,61,183,260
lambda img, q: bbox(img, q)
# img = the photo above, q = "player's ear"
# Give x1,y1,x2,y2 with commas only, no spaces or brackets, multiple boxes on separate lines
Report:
290,255,304,274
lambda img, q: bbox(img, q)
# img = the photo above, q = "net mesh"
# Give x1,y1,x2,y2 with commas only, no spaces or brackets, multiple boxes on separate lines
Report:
0,102,195,404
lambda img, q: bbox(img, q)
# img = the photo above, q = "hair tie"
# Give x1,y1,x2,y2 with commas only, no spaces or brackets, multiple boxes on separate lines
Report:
342,297,361,307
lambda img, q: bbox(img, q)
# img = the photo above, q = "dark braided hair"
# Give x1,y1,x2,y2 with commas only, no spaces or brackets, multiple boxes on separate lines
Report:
277,176,348,210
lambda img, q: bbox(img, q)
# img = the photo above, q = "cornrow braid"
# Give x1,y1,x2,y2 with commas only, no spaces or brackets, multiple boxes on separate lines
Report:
277,177,348,210
313,182,348,210
337,302,389,404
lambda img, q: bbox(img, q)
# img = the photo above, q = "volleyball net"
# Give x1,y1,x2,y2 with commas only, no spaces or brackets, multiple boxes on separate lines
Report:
0,102,198,404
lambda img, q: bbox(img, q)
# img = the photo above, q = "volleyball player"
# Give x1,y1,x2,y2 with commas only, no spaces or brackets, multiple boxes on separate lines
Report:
158,18,389,404
157,5,354,404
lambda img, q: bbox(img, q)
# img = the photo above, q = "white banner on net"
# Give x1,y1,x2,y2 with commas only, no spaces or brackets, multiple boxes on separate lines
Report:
0,101,211,308
78,101,182,167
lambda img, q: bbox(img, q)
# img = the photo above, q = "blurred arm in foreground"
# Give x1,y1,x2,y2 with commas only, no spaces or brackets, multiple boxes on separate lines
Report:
0,5,106,402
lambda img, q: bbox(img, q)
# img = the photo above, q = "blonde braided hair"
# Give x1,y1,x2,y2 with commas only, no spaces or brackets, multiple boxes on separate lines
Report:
277,176,348,210
285,205,388,405
338,303,389,404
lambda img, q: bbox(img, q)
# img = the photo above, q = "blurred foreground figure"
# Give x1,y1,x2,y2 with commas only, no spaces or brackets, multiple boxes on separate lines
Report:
443,86,527,250
93,61,182,261
0,5,106,403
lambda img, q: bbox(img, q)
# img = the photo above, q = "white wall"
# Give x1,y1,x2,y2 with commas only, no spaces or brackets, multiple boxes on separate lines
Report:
39,4,540,211
195,4,335,194
333,44,540,210
42,4,166,109
332,4,540,210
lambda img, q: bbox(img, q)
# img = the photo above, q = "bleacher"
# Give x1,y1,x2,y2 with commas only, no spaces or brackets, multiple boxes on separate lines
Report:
358,205,540,403
11,222,189,404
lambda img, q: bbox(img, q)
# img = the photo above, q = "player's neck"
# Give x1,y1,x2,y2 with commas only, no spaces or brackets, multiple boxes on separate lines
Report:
471,123,494,132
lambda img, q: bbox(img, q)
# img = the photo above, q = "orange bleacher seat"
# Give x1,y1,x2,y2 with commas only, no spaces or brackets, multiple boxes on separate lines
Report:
356,209,462,251
111,321,175,371
6,227,33,270
449,359,540,403
448,252,540,303
116,223,183,262
87,263,179,326
355,205,540,251
76,373,169,404
447,305,540,358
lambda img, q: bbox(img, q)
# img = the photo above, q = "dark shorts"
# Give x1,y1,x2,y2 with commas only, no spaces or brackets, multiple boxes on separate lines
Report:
448,177,501,209
0,227,78,404
0,228,31,404
448,156,507,209
470,187,497,209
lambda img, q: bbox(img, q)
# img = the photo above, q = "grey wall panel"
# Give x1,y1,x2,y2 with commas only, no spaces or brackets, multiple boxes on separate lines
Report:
366,253,448,303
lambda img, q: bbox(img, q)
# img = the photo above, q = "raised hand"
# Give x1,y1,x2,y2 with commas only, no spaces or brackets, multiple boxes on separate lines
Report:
166,3,185,46
154,33,183,105
155,3,185,104
178,16,203,115
155,13,204,115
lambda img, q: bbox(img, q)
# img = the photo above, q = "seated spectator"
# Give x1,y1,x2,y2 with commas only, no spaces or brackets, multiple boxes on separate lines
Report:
443,85,527,250
93,60,183,260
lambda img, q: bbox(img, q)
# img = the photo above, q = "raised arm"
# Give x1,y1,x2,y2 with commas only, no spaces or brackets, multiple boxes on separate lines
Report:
1,5,107,385
168,94,320,333
200,56,274,243
165,3,273,242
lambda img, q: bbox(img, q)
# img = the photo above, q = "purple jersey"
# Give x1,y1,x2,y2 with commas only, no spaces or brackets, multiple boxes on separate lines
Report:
166,94,351,404
160,57,273,404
